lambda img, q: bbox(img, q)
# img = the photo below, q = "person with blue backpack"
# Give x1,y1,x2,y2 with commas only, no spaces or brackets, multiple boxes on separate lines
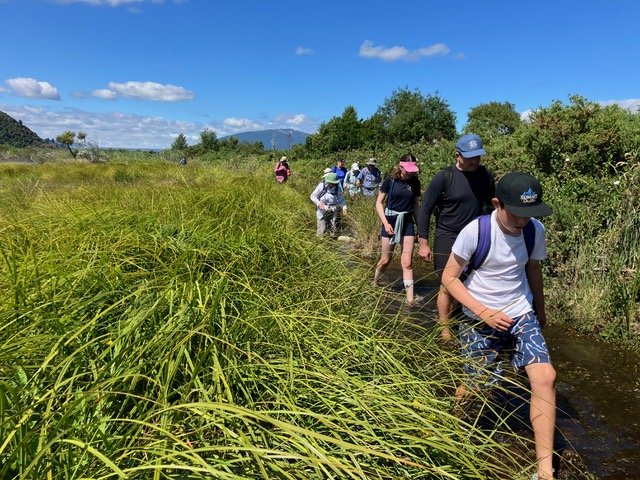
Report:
441,172,556,480
373,154,421,306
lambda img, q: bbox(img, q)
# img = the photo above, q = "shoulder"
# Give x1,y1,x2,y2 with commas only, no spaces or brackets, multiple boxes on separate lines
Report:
428,168,447,184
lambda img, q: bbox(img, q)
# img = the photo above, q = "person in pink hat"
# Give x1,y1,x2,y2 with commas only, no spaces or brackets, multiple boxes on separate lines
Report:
373,153,422,306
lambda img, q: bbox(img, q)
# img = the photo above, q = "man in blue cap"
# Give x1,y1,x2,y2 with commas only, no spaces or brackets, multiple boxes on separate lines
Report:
417,133,495,341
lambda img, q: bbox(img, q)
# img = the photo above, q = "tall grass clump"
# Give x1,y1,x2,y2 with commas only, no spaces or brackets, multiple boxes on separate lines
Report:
0,161,534,478
545,160,640,339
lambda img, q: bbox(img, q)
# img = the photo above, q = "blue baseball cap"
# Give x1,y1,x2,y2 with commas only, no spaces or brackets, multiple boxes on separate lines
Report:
456,134,486,158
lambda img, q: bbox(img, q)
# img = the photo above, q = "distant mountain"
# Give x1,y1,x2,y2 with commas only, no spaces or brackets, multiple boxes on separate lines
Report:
0,110,44,147
220,128,309,150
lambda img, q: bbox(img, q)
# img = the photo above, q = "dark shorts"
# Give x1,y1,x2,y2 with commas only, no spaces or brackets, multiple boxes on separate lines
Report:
459,312,551,387
433,235,456,278
380,215,415,239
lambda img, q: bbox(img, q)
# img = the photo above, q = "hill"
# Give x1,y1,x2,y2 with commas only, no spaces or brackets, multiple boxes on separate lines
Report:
220,129,309,150
0,110,44,147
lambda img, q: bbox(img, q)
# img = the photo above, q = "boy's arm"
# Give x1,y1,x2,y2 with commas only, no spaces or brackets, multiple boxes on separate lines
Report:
526,259,547,327
441,253,514,332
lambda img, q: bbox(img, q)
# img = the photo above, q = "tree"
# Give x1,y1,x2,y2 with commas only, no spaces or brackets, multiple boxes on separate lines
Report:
464,102,522,141
307,105,363,154
171,133,188,151
520,95,636,176
56,131,77,159
361,112,387,149
375,87,456,144
199,129,218,152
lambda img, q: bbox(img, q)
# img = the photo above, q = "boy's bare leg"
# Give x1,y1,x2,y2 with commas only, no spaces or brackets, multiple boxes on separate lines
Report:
525,363,557,480
436,285,454,341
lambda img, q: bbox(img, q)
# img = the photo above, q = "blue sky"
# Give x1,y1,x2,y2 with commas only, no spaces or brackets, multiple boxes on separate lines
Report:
1,0,639,149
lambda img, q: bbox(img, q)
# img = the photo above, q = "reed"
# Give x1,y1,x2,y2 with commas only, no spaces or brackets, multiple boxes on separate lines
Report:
0,160,534,478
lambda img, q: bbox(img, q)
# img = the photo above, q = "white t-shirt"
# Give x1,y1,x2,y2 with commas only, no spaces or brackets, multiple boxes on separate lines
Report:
451,211,547,319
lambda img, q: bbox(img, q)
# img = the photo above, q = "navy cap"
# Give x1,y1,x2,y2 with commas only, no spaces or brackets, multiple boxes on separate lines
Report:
496,172,552,217
456,134,486,158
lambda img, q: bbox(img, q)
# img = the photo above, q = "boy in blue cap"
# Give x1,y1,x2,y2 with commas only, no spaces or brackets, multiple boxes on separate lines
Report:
441,172,556,480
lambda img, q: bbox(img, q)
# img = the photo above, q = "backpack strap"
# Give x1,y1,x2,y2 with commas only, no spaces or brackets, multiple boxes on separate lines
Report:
460,214,491,280
461,216,536,281
523,219,535,257
443,165,453,194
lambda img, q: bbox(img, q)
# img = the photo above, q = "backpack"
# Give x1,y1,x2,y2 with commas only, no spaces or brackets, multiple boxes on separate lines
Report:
460,214,535,281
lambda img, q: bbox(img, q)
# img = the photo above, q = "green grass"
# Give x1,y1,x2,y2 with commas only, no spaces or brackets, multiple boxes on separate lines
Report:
0,159,552,478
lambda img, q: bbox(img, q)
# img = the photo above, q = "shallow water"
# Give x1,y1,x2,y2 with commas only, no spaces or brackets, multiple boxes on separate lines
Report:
377,258,640,479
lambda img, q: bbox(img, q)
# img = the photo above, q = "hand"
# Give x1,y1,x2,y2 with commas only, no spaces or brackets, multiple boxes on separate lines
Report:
384,222,394,235
342,207,347,215
419,244,433,262
480,308,514,332
318,202,326,210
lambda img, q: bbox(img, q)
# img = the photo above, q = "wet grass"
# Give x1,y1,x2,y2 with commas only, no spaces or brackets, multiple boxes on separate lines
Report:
0,160,547,478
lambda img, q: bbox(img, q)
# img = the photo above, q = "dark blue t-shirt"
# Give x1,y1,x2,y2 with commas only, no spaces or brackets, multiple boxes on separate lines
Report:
380,176,421,212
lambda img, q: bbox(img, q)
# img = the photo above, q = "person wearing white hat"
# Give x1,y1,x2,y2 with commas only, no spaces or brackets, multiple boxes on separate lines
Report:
344,162,361,197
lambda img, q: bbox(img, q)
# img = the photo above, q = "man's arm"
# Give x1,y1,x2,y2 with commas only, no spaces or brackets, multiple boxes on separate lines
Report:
417,172,445,261
526,259,547,327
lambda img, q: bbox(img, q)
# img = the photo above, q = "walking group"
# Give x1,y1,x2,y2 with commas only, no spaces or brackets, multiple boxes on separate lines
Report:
276,133,557,480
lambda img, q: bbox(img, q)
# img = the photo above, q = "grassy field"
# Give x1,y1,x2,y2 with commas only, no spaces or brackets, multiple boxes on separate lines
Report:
0,158,559,479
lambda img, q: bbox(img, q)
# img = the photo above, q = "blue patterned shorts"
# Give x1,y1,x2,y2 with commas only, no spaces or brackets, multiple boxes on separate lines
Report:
459,311,551,386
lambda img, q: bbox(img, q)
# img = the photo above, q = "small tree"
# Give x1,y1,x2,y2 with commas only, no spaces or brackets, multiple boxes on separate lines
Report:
171,133,188,151
56,131,77,159
199,129,218,152
464,102,522,141
376,87,456,144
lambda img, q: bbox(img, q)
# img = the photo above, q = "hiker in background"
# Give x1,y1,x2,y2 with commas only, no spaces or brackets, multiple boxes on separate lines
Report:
441,172,555,480
331,158,348,186
357,158,382,197
310,172,347,237
417,134,495,340
373,156,421,306
179,157,187,166
344,162,361,197
274,156,292,183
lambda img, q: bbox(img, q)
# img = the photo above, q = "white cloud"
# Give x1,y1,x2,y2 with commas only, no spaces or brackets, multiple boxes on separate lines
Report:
222,117,262,131
1,104,317,149
520,109,534,123
598,98,640,113
90,81,194,101
5,77,61,100
91,89,119,100
358,40,450,62
295,46,314,56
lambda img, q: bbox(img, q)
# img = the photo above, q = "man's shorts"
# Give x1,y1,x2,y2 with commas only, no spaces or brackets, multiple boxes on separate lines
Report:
433,235,456,278
459,311,551,387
